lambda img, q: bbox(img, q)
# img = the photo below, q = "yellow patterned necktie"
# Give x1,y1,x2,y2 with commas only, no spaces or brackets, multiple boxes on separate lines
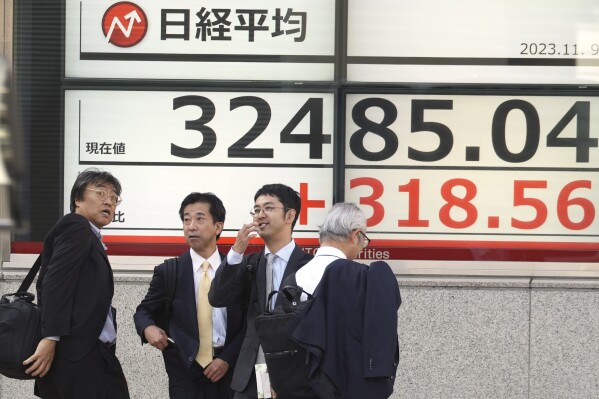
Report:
196,260,213,367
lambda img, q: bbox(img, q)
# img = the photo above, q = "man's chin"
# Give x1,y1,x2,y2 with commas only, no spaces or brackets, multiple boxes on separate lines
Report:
189,242,206,253
257,231,270,240
96,216,113,228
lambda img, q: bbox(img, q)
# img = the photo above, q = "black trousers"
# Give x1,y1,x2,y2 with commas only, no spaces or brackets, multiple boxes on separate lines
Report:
233,372,258,399
35,341,130,399
168,358,234,399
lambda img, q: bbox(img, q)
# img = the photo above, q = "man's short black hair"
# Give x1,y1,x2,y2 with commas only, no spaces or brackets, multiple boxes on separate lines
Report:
179,192,226,239
254,183,301,229
70,168,122,213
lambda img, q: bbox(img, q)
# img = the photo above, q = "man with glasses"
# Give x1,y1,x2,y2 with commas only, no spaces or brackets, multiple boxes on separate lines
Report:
291,202,372,300
288,202,401,399
209,183,313,399
24,168,130,398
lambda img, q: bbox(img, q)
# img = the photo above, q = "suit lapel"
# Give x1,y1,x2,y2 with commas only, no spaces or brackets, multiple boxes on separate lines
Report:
91,234,109,264
255,250,267,312
281,244,303,282
91,235,114,284
178,252,198,334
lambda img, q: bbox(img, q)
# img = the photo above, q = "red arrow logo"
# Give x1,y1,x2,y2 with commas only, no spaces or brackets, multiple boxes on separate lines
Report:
102,2,148,48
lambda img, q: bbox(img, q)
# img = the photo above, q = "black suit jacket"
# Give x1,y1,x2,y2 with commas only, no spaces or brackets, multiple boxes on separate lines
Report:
291,259,401,399
208,244,313,393
133,250,244,380
36,212,116,362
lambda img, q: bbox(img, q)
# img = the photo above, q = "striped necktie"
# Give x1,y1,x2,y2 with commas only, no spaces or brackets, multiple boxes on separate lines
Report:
265,253,275,310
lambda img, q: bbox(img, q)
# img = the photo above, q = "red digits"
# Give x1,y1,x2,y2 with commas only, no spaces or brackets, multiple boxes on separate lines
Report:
439,179,477,228
398,179,429,227
511,180,548,229
557,180,595,230
350,177,384,226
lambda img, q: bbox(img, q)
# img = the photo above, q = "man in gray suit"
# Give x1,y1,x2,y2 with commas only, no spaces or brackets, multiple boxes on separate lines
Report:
208,184,313,398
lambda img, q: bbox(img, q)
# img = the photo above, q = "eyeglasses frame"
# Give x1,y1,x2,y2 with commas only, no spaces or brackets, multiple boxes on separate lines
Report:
249,205,287,217
85,188,122,206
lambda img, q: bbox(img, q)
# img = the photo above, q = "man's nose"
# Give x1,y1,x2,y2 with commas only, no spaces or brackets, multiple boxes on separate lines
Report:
103,197,114,206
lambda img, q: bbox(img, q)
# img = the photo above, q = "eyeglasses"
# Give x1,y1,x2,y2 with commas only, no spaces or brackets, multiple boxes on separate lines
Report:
86,188,122,206
359,230,371,248
249,205,286,217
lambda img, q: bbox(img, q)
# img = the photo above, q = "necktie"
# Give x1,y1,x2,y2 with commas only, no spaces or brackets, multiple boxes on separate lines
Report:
265,253,275,310
196,261,213,367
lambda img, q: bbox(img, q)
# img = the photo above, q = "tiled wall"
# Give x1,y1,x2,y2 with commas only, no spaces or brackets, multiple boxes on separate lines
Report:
2,273,599,398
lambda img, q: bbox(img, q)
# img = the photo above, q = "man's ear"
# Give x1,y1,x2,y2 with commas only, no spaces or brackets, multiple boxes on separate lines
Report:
351,229,361,245
215,221,224,235
285,208,296,225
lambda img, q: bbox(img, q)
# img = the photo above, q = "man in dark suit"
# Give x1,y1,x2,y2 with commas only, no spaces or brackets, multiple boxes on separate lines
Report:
290,202,401,399
209,184,313,399
134,192,243,399
24,168,130,398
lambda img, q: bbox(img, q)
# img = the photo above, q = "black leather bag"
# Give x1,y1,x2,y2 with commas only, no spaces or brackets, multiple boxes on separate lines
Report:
0,255,42,379
254,284,318,399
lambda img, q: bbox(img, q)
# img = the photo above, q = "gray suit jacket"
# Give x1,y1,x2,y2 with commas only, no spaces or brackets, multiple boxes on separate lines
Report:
208,245,313,392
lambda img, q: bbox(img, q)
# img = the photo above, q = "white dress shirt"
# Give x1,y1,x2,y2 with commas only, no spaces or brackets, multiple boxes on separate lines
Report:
264,240,295,305
227,240,296,293
295,246,346,300
190,248,227,347
89,223,118,345
264,241,295,291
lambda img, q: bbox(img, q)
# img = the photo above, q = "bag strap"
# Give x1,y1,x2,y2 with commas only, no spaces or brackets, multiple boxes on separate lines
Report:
162,257,178,325
16,254,42,293
265,284,313,313
281,284,313,302
17,234,93,293
245,250,263,273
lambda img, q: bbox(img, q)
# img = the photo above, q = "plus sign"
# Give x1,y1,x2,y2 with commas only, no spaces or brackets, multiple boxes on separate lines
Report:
298,182,325,225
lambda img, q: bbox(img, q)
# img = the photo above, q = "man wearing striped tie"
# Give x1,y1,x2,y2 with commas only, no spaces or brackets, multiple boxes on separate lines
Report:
208,184,313,399
134,192,244,398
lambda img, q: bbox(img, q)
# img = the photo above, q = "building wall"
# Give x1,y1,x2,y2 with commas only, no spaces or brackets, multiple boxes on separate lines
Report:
1,0,13,62
1,256,599,398
0,0,13,262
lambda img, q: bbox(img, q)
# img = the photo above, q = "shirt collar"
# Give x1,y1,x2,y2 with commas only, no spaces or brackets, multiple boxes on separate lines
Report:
88,222,101,239
190,247,221,273
265,240,295,263
314,246,347,259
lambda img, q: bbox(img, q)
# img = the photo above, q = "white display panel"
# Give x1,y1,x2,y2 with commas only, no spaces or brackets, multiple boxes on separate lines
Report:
64,90,334,241
345,93,599,250
65,0,336,80
56,1,599,272
347,0,599,84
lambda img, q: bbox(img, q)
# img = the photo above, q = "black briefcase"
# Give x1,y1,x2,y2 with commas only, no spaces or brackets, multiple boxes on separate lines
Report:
0,255,42,379
255,285,319,399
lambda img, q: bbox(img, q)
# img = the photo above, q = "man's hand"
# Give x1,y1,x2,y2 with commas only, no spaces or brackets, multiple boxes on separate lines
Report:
232,222,259,254
23,338,57,377
144,325,169,351
203,358,230,382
